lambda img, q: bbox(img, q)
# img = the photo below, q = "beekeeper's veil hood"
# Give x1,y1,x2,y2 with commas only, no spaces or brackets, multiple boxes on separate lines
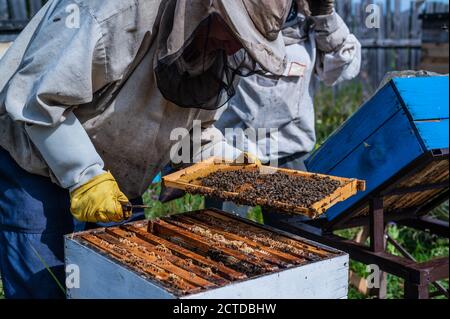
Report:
154,0,292,110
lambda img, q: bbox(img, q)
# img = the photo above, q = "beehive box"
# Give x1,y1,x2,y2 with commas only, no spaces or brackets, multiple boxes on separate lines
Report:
163,158,365,219
306,76,449,221
65,210,349,299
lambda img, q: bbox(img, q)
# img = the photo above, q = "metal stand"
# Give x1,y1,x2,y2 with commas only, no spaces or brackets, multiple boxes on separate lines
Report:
278,200,449,299
275,151,449,299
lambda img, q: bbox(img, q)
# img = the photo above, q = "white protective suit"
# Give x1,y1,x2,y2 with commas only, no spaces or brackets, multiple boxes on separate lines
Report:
0,0,292,199
215,11,362,163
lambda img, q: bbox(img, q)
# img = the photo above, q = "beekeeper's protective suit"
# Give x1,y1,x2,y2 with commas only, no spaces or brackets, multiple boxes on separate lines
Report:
0,0,292,298
217,2,361,165
212,0,361,220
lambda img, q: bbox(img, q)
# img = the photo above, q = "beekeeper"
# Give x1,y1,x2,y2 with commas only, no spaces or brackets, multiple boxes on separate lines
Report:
0,0,293,298
212,0,362,223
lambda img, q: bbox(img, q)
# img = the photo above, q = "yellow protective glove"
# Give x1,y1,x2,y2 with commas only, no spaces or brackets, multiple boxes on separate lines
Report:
70,172,131,223
214,152,262,167
235,152,262,167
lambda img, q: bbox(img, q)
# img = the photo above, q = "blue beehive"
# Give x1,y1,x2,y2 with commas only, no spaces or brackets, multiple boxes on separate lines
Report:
306,76,449,221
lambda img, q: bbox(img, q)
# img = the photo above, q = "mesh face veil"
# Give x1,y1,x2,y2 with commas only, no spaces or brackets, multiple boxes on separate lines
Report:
153,0,292,110
155,14,258,110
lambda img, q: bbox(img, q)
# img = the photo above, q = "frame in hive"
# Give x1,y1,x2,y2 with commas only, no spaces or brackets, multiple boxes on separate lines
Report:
65,210,349,299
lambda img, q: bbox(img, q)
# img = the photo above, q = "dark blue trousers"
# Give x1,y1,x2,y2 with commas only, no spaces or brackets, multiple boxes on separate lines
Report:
0,147,144,299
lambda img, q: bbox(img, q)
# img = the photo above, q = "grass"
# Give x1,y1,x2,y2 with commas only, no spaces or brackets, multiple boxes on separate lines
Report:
337,211,449,299
0,276,4,299
314,81,365,147
142,183,205,220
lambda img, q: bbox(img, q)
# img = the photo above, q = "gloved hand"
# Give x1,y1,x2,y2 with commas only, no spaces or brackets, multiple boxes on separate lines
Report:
159,163,191,203
160,153,262,203
235,152,262,167
306,0,334,16
70,172,131,223
159,185,186,203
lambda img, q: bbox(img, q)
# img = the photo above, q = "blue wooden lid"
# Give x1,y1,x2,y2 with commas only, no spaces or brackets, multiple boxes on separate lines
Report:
306,75,449,221
393,76,449,150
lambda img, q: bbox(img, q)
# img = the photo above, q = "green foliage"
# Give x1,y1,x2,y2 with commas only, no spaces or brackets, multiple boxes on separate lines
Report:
247,206,264,224
335,205,449,299
142,183,204,220
384,220,449,299
0,276,4,299
314,82,364,146
430,201,449,222
387,222,449,262
348,286,367,299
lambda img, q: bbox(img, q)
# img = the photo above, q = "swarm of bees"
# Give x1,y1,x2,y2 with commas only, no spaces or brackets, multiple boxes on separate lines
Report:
200,169,341,208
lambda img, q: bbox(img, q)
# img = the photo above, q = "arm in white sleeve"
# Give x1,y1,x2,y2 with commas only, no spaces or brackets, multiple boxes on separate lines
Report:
4,3,109,190
183,109,243,164
312,12,362,86
25,113,105,191
194,125,243,163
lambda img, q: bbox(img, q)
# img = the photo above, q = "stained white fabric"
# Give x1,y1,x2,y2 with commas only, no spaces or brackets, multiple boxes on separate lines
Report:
0,0,289,197
215,12,361,163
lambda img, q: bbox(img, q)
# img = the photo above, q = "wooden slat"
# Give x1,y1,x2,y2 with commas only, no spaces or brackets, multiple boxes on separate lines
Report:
419,63,450,74
7,0,27,20
203,210,334,259
360,39,422,48
354,158,449,218
179,214,305,265
105,227,230,286
169,215,294,268
95,232,216,289
151,219,278,273
80,234,201,295
422,43,450,59
28,0,43,16
0,0,9,20
334,0,423,89
122,224,247,281
414,120,449,151
394,77,449,121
